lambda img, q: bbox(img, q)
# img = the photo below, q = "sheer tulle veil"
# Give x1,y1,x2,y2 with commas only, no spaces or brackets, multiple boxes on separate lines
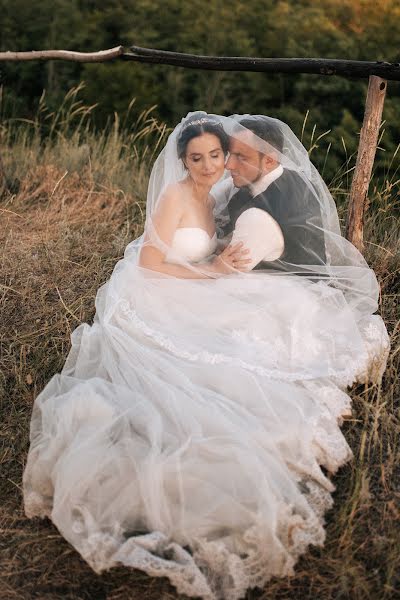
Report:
125,110,380,319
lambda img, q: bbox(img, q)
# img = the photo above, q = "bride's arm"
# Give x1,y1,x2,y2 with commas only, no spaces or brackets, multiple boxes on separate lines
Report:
139,241,212,278
138,190,249,278
138,191,204,278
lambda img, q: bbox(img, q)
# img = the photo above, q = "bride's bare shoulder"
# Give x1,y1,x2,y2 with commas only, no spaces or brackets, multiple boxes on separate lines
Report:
155,181,188,217
166,180,190,194
161,181,189,203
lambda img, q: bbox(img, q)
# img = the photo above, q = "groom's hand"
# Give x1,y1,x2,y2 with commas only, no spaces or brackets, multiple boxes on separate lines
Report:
212,242,251,273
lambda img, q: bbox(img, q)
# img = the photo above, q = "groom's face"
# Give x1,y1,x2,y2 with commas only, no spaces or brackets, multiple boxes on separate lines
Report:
226,131,266,188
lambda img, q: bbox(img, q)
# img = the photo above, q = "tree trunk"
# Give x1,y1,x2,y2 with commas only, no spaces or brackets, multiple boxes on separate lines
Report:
346,76,387,252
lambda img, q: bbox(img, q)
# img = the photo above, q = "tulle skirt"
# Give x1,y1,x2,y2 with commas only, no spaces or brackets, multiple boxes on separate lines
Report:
23,255,389,600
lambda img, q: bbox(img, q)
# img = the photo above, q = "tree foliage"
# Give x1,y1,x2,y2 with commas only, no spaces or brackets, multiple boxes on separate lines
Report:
1,0,400,180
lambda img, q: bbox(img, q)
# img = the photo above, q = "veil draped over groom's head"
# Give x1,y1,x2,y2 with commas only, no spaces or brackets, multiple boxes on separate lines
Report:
124,111,380,319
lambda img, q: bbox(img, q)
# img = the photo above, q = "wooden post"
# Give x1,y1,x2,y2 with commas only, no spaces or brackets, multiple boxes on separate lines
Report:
346,75,387,251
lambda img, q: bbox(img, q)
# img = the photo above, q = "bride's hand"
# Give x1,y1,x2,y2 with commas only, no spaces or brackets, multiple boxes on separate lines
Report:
212,242,251,273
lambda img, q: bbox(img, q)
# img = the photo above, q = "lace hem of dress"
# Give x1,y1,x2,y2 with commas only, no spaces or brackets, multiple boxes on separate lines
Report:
24,381,355,600
23,480,335,600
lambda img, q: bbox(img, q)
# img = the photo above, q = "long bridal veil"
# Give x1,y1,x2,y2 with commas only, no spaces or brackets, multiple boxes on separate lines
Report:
23,111,389,600
124,110,389,383
131,111,383,316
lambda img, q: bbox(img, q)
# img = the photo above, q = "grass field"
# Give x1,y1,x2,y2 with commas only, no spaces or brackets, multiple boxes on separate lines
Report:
0,102,399,599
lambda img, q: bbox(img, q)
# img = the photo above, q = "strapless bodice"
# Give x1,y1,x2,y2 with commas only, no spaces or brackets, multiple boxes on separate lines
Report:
166,227,217,263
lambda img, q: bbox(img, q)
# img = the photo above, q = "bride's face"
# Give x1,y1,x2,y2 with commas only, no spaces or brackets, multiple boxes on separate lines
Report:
184,133,225,187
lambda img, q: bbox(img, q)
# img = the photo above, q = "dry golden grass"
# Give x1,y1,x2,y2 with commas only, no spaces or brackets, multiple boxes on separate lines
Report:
0,123,399,600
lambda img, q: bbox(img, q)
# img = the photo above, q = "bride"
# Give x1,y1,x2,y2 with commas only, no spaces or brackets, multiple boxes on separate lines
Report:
23,111,390,600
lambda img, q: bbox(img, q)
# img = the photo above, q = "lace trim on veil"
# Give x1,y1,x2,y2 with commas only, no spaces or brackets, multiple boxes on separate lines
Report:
118,300,388,387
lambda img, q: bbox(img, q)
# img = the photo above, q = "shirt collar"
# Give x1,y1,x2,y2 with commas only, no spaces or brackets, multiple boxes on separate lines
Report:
249,164,283,197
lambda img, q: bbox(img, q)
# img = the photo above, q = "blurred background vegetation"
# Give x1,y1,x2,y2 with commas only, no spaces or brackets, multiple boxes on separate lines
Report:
1,0,400,184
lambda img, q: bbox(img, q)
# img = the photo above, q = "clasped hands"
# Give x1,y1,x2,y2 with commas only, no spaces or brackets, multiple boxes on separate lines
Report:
211,241,251,274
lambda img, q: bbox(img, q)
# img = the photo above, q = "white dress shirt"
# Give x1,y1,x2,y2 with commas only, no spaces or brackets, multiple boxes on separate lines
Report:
249,164,284,197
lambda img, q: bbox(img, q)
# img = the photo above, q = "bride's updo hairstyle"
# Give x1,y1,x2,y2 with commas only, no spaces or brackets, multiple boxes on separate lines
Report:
177,113,229,160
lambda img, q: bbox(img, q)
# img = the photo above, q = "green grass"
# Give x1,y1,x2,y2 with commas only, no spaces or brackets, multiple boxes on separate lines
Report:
0,96,399,600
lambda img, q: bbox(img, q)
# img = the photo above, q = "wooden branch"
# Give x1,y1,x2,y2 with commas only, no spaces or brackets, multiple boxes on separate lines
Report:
0,46,124,63
0,45,400,81
0,45,394,256
346,76,387,251
124,47,400,81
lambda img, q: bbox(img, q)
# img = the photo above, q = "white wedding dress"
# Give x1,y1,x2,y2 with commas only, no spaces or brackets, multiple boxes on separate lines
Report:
24,227,389,600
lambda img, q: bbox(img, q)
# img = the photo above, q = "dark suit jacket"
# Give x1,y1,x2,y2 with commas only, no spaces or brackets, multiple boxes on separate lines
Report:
222,168,326,271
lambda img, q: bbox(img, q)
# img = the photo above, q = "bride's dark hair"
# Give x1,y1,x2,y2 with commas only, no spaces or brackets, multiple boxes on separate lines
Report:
177,114,229,159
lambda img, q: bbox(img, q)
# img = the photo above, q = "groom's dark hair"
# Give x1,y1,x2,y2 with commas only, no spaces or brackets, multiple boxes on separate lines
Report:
238,117,284,153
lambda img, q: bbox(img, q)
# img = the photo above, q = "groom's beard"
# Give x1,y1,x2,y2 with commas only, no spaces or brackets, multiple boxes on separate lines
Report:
243,156,265,189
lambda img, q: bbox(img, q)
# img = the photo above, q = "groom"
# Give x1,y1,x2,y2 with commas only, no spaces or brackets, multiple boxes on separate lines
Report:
220,117,326,271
